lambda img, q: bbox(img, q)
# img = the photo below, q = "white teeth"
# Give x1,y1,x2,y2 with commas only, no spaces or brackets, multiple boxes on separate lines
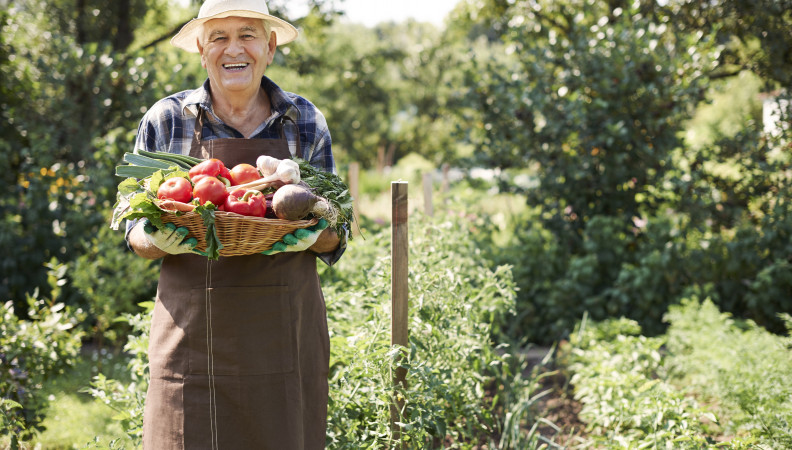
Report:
223,63,248,68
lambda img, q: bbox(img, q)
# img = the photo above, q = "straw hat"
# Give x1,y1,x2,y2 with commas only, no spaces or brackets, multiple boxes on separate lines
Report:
171,0,299,53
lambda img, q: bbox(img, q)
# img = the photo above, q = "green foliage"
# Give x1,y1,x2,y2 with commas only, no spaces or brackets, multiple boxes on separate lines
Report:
323,215,555,447
0,1,201,312
664,0,792,87
664,298,792,448
460,0,718,246
0,263,84,444
270,19,465,169
456,0,792,343
562,316,748,448
561,299,792,447
86,302,153,447
69,226,159,343
685,71,764,150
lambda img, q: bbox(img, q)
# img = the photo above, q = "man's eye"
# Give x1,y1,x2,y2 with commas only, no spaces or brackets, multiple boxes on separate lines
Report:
213,37,226,42
242,34,254,39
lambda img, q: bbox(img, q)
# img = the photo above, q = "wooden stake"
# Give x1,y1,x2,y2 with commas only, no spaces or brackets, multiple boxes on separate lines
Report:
422,172,433,217
441,163,450,204
390,181,409,444
348,162,360,236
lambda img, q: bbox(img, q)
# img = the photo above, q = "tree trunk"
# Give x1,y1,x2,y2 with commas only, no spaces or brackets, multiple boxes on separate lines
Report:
76,0,86,44
113,0,133,52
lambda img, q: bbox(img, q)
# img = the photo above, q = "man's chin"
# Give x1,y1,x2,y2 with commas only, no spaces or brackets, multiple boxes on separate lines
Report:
215,78,257,93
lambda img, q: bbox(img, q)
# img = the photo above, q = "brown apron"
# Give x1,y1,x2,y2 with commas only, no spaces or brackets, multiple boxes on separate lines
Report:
143,110,329,449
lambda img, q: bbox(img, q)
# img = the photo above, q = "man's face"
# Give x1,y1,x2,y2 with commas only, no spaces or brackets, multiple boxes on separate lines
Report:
198,17,276,96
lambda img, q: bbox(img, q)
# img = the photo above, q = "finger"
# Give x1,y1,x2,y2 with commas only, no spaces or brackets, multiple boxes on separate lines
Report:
272,241,288,252
282,234,298,246
315,218,329,230
164,223,177,233
143,219,156,234
294,228,311,240
182,237,198,248
175,227,190,238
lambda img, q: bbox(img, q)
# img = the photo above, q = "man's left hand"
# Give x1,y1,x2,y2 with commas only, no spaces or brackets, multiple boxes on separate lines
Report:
262,219,329,255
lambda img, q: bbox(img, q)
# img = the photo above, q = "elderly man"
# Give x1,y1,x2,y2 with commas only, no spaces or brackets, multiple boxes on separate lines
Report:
126,1,343,448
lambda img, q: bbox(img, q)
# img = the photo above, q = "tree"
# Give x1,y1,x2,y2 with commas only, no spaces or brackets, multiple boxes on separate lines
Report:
458,0,718,249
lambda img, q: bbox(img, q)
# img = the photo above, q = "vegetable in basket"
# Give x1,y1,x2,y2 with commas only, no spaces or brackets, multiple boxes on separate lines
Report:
157,176,192,203
225,189,267,217
111,151,355,259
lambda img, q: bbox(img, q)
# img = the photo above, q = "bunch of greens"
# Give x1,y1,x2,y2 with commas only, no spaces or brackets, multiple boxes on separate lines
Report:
294,158,355,237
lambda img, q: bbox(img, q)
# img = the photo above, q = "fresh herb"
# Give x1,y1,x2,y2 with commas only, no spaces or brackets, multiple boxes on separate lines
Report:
295,158,355,237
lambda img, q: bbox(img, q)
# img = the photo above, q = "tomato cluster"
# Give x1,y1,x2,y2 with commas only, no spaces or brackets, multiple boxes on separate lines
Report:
156,159,268,217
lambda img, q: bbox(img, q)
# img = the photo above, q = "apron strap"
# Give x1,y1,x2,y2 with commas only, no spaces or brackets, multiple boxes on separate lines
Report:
279,115,304,159
192,107,304,160
191,108,207,149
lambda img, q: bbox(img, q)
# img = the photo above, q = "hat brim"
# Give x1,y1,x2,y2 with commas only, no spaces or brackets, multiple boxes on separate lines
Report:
171,10,298,53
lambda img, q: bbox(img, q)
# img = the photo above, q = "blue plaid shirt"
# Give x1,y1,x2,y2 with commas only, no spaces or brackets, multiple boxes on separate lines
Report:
135,76,335,173
127,76,346,265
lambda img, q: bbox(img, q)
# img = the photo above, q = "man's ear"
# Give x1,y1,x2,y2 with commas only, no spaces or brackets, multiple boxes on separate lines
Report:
267,31,277,65
197,38,207,68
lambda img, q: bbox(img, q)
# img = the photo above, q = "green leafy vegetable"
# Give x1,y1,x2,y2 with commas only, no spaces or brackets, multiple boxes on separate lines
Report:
295,158,355,237
195,203,223,260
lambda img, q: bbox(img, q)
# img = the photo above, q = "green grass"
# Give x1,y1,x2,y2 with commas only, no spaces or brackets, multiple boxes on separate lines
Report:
31,348,135,449
35,393,133,449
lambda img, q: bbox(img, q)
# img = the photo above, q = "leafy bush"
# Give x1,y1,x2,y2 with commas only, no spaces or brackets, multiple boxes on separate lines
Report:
324,215,559,447
69,226,159,344
561,316,744,448
86,302,153,447
326,222,513,448
0,262,84,446
664,298,792,448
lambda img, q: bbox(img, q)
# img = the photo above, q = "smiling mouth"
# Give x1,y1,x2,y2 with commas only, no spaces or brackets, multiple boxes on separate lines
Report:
222,63,249,71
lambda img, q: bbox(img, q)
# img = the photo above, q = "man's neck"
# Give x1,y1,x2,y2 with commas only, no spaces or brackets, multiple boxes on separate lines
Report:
211,87,272,138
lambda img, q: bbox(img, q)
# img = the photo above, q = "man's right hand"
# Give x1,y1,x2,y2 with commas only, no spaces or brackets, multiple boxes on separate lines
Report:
142,219,198,255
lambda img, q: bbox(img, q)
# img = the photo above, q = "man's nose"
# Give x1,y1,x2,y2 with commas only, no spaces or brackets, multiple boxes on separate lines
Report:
224,37,244,56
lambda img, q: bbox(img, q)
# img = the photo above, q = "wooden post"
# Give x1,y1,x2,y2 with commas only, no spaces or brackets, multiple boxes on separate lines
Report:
348,162,360,236
441,163,450,203
390,181,409,443
422,172,433,218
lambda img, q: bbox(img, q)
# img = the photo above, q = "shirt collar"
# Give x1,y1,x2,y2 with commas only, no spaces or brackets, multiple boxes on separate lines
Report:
182,76,300,121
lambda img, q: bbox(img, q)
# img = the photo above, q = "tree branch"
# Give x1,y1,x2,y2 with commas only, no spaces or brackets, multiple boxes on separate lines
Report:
139,19,192,52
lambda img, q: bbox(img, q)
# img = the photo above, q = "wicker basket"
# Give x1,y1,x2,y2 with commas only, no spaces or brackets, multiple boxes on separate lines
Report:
162,211,318,257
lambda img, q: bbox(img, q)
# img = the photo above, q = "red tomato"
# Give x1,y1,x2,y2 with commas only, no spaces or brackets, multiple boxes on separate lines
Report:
157,177,192,203
190,174,209,185
189,158,227,180
192,177,228,206
229,163,261,186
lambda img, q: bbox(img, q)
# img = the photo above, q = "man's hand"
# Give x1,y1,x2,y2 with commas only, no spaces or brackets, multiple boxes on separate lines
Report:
262,219,330,255
142,220,198,255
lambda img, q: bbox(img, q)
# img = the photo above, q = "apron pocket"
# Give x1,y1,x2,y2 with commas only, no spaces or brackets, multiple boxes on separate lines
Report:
186,285,295,375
